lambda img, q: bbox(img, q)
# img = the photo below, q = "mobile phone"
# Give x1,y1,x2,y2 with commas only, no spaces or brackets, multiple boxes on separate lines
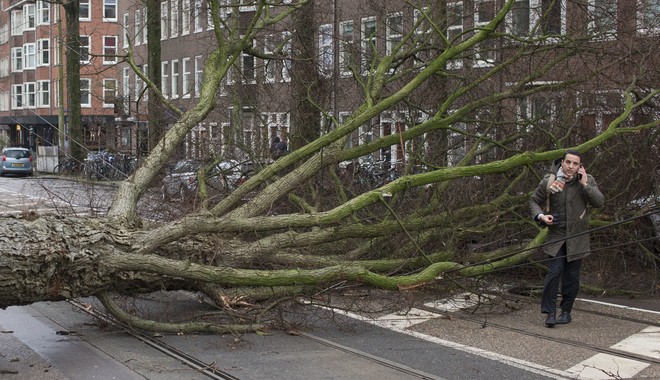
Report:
578,173,583,180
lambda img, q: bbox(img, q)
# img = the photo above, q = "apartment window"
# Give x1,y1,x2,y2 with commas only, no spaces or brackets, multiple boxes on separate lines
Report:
241,47,255,84
182,0,191,35
194,55,203,97
123,13,130,48
361,17,377,73
386,12,403,55
80,0,90,20
11,84,23,109
0,92,10,112
11,47,23,72
588,0,617,36
413,8,433,65
474,0,496,66
141,64,148,100
319,24,334,77
508,0,531,36
535,0,565,35
37,39,50,66
171,0,180,38
37,1,50,25
447,1,464,69
171,59,180,99
24,4,36,30
264,35,276,83
103,36,118,64
339,20,355,76
23,43,36,70
207,2,214,30
447,122,467,166
80,36,91,64
194,0,203,32
104,0,117,21
282,32,292,82
122,67,131,101
11,11,23,36
37,80,50,107
24,82,37,108
0,58,9,77
182,57,192,97
637,0,659,33
135,9,143,45
161,61,170,97
161,2,169,40
103,79,117,107
80,79,91,107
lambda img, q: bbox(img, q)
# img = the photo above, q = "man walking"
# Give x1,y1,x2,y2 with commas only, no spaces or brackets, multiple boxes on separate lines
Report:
529,150,605,327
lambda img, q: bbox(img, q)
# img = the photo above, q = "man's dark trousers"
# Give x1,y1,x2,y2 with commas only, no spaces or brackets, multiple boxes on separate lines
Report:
541,244,582,314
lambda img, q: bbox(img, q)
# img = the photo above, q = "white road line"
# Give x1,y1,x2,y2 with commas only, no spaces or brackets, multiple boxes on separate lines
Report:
577,298,660,315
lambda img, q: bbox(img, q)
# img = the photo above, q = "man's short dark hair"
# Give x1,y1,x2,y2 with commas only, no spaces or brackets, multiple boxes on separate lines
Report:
564,149,583,163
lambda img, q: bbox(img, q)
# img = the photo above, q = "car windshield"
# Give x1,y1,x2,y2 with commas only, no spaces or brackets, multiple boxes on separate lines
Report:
4,150,30,159
171,160,202,173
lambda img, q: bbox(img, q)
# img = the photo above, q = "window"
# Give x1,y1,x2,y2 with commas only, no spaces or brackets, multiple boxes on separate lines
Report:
135,9,143,45
11,10,23,36
447,122,467,166
80,79,91,107
11,47,22,72
37,80,50,107
122,67,131,102
23,43,36,70
37,1,50,25
142,8,149,43
588,0,617,37
361,17,377,73
637,0,659,33
161,61,170,97
182,0,191,35
182,57,192,97
533,0,565,35
24,82,36,108
23,4,36,30
161,2,169,40
194,0,203,32
386,12,403,55
474,0,496,66
507,0,531,36
11,84,23,109
80,36,91,64
447,1,464,69
241,47,255,84
194,55,203,97
103,79,117,107
207,2,214,30
339,20,355,76
80,0,90,20
103,36,118,64
104,0,117,21
123,13,130,48
171,0,180,38
171,59,180,99
319,24,334,77
413,8,433,66
37,39,50,66
264,35,276,83
282,32,292,82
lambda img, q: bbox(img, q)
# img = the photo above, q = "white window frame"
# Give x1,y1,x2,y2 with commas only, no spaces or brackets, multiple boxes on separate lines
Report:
194,0,203,33
37,1,51,25
588,0,617,38
37,39,50,67
161,1,169,40
80,78,91,107
282,32,292,82
122,67,131,102
194,55,203,98
80,0,90,21
103,36,118,64
473,0,496,67
319,24,334,77
339,20,354,77
23,4,36,31
241,42,256,84
80,35,91,64
171,59,180,99
23,43,36,70
182,0,191,36
263,35,276,83
636,0,659,34
103,79,117,108
182,57,192,98
11,11,23,36
123,13,130,48
447,1,464,70
171,0,180,38
11,84,23,109
529,0,567,37
11,47,23,72
104,0,117,21
361,16,377,74
506,0,531,37
24,82,37,108
37,80,50,108
161,61,170,98
386,12,403,56
135,9,143,45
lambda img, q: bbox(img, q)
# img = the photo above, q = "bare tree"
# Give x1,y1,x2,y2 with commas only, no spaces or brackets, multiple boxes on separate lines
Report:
1,0,658,333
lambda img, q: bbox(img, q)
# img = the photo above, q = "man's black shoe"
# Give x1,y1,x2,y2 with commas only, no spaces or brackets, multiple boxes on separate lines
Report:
544,313,556,327
557,312,572,324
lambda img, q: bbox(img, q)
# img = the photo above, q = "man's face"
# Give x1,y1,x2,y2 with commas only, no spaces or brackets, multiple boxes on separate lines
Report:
561,154,581,179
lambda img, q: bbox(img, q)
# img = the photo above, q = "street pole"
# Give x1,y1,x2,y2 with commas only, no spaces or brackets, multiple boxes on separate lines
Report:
57,4,66,156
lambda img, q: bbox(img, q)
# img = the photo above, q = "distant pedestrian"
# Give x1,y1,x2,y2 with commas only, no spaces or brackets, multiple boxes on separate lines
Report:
529,150,604,328
270,136,287,160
